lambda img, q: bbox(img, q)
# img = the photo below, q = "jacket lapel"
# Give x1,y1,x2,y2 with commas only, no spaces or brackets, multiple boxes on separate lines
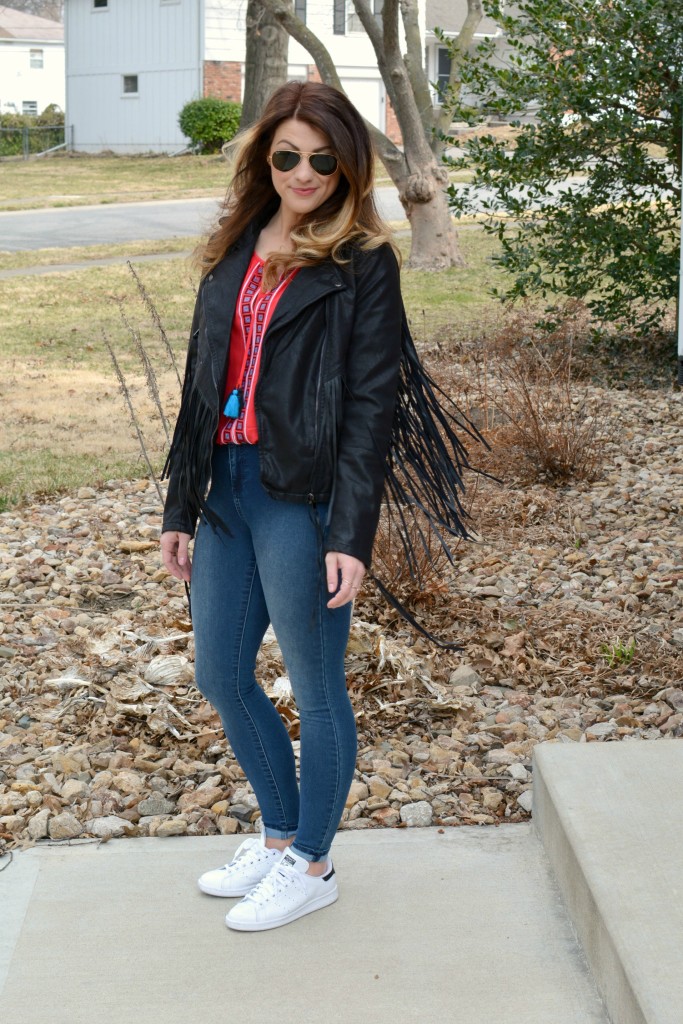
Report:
202,240,253,374
266,262,347,334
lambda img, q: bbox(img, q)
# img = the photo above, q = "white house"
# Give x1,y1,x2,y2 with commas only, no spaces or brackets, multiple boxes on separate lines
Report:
0,5,65,116
64,0,502,154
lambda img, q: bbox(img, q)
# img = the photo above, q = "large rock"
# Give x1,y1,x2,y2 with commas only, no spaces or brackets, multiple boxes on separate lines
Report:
400,801,433,827
368,776,392,799
112,770,144,795
27,808,51,841
48,812,83,840
517,790,533,813
449,665,483,690
86,815,132,838
0,791,25,815
137,795,175,816
177,786,223,811
155,818,188,837
345,781,369,808
585,721,617,740
61,779,90,802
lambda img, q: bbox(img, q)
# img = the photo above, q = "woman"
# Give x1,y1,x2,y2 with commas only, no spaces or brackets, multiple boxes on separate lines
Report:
161,81,403,932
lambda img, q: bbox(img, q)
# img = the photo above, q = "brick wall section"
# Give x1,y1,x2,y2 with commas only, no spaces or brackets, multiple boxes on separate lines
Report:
384,96,402,145
204,61,242,103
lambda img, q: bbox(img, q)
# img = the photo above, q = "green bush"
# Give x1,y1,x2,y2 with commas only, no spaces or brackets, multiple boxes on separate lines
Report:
178,97,242,153
0,106,65,157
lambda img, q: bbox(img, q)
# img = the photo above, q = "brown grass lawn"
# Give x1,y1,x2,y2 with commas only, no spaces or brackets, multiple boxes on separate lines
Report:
0,152,231,210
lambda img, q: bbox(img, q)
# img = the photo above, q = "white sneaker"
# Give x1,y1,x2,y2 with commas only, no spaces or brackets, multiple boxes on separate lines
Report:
197,833,282,897
225,848,338,931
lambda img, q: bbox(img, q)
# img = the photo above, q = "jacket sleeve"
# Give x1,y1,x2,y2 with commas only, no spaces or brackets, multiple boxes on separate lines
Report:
160,293,202,536
324,244,402,566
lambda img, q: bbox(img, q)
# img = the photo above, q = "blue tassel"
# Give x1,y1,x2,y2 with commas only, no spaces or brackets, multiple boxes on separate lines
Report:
224,389,242,418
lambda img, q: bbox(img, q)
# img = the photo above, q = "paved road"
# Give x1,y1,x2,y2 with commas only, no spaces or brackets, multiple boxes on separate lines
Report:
0,189,407,251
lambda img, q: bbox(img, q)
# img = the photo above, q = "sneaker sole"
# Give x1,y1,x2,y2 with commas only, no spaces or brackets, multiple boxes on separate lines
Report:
225,884,339,931
198,880,256,898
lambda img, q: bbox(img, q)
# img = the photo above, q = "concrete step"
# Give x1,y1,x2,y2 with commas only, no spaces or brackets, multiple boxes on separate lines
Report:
533,738,683,1024
1,825,607,1024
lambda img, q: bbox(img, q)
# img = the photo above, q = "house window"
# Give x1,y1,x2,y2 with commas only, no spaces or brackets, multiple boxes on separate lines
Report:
333,0,345,34
30,49,44,69
294,0,306,23
347,0,383,34
435,47,451,103
122,74,139,96
93,0,108,9
22,100,38,115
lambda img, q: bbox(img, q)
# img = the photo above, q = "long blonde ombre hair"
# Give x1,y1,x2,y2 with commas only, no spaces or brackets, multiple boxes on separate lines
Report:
197,81,397,288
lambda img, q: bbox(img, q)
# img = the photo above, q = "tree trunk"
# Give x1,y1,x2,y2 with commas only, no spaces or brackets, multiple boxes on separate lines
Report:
400,170,464,268
357,0,465,267
241,0,289,129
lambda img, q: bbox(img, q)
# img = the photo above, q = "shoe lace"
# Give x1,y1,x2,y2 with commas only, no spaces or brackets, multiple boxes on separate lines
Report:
244,863,303,905
225,836,261,868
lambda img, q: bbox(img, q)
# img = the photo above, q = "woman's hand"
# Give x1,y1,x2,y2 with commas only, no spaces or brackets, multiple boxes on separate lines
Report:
325,551,365,609
161,531,193,582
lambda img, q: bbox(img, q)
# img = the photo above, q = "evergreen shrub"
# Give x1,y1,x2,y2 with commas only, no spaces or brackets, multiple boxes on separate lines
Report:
178,97,242,153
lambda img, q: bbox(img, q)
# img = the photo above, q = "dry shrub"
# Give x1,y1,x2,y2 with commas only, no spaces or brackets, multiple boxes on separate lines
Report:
431,306,615,486
371,506,454,603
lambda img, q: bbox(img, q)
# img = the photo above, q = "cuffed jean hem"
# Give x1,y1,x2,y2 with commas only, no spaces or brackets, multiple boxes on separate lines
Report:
263,825,298,840
290,843,329,863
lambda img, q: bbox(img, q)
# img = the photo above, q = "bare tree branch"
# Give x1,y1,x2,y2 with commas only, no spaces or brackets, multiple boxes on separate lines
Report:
437,0,484,135
353,0,400,113
262,0,343,89
1,0,63,18
399,0,437,146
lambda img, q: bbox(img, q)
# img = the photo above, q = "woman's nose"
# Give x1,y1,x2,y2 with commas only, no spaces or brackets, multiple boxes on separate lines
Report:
293,156,316,181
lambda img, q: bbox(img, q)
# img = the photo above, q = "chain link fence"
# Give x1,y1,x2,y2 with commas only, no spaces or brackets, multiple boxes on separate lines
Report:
0,124,71,159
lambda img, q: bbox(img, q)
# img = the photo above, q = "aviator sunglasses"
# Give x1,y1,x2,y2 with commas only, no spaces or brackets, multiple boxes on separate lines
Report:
270,150,339,176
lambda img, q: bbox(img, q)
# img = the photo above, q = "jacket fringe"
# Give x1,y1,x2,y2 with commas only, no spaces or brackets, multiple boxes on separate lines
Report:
162,385,228,535
368,313,489,649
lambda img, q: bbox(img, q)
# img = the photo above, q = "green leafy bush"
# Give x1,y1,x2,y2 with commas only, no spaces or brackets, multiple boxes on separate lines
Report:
0,106,65,157
443,0,682,333
178,97,242,153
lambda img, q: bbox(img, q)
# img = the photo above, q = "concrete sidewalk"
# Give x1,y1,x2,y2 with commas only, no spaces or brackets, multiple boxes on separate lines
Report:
3,738,681,1024
1,825,607,1024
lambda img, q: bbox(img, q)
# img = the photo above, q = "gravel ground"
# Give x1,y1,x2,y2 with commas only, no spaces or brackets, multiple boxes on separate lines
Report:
0,383,681,854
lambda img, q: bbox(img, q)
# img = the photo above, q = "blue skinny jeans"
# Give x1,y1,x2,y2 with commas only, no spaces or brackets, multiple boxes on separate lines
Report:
190,444,357,862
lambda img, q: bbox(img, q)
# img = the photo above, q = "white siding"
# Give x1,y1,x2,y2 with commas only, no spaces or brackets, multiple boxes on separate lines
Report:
0,40,65,115
203,0,246,60
65,0,201,153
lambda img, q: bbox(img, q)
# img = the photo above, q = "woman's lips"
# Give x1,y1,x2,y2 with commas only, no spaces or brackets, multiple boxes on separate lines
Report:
291,188,317,196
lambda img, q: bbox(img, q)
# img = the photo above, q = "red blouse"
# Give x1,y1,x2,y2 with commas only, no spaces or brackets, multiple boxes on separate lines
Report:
217,253,297,444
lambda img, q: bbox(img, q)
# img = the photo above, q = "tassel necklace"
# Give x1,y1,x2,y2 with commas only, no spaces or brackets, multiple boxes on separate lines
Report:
223,386,243,419
223,257,266,421
223,256,297,426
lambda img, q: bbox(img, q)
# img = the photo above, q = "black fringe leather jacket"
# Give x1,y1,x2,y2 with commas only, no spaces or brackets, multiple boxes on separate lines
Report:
162,219,403,567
